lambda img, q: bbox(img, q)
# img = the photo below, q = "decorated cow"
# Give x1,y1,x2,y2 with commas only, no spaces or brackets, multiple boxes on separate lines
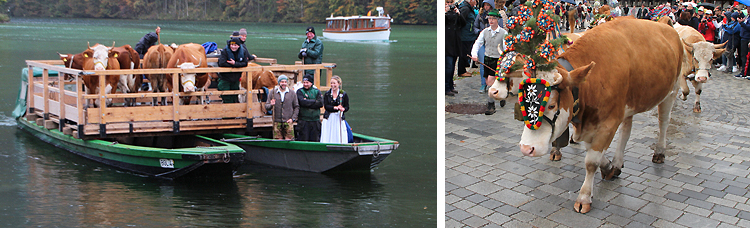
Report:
516,18,684,214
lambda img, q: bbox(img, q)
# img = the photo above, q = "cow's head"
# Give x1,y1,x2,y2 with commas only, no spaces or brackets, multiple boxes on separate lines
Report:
176,61,200,92
683,40,725,83
85,42,116,71
519,62,594,157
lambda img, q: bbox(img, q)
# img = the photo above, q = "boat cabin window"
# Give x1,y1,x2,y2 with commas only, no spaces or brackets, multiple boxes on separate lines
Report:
375,19,389,28
327,20,345,30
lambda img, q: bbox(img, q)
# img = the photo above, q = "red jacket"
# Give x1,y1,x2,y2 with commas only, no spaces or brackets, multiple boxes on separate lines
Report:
699,21,716,42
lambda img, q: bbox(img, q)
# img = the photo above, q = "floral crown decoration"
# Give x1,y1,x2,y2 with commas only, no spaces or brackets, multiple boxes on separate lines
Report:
498,0,569,76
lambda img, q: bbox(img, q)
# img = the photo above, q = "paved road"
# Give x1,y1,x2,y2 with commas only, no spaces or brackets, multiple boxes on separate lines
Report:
445,68,750,227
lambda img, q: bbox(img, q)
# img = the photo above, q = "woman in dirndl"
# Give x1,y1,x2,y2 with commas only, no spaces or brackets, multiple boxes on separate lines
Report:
320,76,349,144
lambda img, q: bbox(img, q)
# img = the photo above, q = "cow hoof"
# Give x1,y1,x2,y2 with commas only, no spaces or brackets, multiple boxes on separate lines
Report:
499,100,506,107
693,105,702,113
679,93,687,101
652,154,665,163
549,148,562,161
574,202,591,213
601,165,621,180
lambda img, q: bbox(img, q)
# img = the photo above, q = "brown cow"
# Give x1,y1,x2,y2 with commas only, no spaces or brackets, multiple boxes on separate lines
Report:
517,19,684,213
111,45,142,106
165,43,210,105
239,62,277,90
142,44,175,105
80,44,121,107
58,52,84,81
673,24,726,113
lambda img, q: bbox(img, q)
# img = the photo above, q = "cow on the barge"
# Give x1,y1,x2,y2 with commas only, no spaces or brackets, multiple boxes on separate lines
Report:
517,19,684,213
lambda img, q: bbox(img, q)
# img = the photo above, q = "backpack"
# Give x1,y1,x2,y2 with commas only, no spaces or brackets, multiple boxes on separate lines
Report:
201,42,217,54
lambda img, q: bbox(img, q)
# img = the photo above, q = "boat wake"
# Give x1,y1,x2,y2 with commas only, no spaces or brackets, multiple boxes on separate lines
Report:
0,114,17,127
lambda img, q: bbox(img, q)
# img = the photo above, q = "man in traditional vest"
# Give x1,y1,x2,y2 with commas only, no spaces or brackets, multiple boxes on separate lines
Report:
470,9,507,115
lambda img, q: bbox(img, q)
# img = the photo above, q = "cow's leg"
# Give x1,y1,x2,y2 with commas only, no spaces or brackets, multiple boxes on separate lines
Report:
692,80,703,113
678,77,689,101
653,87,678,163
601,116,631,180
575,147,603,214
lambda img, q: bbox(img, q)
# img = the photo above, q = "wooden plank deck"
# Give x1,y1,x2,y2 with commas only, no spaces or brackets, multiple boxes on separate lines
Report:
24,58,334,139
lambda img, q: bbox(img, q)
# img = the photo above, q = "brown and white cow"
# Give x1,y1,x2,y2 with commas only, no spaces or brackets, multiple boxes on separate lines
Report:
166,43,211,105
673,24,726,113
80,43,121,107
238,62,277,103
110,45,142,106
142,44,175,105
517,19,684,213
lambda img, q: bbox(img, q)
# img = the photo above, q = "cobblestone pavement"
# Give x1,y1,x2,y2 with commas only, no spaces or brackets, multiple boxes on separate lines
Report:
445,67,750,227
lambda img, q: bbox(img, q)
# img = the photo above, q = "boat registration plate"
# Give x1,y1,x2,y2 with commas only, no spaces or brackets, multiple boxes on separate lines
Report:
159,159,175,168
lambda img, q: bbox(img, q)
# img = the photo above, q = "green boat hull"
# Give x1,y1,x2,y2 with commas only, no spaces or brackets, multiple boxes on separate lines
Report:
212,133,398,173
17,117,246,180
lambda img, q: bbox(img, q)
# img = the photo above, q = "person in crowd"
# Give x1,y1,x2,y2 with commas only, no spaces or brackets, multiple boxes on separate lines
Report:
298,26,324,76
217,37,253,103
622,3,630,16
737,10,750,78
471,9,506,115
320,76,350,144
457,0,478,77
699,10,717,43
637,3,649,19
446,0,465,96
266,75,299,140
473,0,495,93
690,7,704,31
723,12,741,73
295,74,323,141
678,11,692,26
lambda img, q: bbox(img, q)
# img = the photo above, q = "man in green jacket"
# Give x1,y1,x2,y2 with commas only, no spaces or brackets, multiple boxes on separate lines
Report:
296,74,323,141
298,26,324,76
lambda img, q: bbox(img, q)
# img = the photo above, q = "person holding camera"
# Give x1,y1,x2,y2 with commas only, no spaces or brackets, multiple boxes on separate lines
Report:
298,26,324,76
446,0,465,96
699,10,717,43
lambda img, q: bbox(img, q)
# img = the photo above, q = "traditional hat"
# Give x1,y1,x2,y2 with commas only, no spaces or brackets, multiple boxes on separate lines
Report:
239,28,247,36
487,9,501,17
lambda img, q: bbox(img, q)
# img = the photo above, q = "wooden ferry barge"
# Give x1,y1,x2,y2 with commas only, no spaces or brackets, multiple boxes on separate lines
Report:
17,58,396,176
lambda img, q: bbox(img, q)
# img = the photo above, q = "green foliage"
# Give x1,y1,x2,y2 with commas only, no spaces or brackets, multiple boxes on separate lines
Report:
3,0,435,24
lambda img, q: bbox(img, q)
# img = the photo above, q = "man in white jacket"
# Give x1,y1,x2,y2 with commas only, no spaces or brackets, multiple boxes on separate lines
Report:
470,9,507,115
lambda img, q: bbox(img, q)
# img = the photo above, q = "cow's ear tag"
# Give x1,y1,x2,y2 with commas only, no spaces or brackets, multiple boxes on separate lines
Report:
62,58,67,61
83,54,88,58
114,53,119,58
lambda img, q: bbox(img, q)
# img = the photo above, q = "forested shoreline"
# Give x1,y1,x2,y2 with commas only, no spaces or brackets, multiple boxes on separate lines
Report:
2,0,436,25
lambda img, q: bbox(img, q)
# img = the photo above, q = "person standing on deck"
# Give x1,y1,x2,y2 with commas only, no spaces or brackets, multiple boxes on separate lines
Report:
296,74,323,141
299,27,324,76
218,37,253,103
135,26,160,91
266,75,299,140
320,76,350,144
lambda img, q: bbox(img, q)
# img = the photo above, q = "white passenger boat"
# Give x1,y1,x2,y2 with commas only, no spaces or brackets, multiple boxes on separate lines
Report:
323,7,392,41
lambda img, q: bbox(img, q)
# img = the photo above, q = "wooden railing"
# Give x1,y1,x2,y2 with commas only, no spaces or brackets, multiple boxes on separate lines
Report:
24,59,335,139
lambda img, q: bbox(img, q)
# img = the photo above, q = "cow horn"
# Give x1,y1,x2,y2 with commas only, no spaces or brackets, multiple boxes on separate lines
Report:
87,41,91,49
715,41,727,49
682,39,693,52
111,41,116,49
175,59,180,67
198,58,202,67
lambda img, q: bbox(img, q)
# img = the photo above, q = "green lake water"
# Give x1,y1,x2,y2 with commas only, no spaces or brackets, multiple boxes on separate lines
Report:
0,18,436,227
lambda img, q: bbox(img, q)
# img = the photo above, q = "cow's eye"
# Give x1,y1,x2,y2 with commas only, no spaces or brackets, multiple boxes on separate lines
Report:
548,105,556,110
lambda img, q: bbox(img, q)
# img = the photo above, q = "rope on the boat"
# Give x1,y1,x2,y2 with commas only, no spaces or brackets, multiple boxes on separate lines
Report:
373,142,381,158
